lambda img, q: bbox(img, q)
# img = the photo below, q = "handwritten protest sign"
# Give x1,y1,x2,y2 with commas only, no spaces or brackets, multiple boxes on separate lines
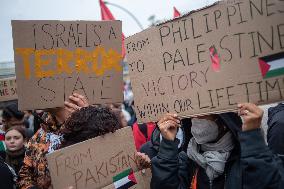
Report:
47,127,150,189
125,0,284,122
12,20,123,110
0,77,17,102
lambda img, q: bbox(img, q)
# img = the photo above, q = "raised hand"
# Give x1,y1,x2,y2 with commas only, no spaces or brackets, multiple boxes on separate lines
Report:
238,103,263,131
136,152,151,170
64,93,89,113
157,113,180,141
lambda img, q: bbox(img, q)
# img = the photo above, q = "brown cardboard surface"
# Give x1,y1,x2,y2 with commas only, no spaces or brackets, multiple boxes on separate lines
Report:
12,20,123,110
0,77,17,102
47,127,151,189
125,0,284,122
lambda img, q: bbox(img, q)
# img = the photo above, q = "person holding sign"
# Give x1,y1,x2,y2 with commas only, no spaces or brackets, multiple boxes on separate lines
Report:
48,105,122,189
18,93,88,189
60,105,122,148
150,103,284,189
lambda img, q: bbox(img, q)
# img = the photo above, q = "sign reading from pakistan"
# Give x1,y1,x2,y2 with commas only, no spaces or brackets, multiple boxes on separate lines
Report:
12,20,123,110
47,127,150,189
125,0,284,122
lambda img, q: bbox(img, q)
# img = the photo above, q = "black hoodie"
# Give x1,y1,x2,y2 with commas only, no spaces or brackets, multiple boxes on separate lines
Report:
150,112,284,189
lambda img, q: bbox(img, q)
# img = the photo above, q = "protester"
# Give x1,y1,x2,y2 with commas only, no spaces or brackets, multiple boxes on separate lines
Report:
17,93,88,189
0,155,17,189
45,105,121,188
59,104,154,177
1,102,28,161
150,103,284,189
60,105,121,147
2,102,28,131
4,126,27,175
267,102,284,165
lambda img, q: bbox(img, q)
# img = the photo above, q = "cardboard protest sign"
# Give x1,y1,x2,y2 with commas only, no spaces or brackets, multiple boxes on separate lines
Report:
47,127,150,189
12,20,123,110
125,0,284,122
0,77,17,102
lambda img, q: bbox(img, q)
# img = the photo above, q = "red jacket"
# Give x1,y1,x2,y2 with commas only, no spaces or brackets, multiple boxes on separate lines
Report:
132,122,156,151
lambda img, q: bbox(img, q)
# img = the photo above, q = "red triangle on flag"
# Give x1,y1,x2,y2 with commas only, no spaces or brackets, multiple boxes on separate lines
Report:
258,58,271,77
173,6,181,18
209,46,221,72
128,170,137,184
99,0,125,58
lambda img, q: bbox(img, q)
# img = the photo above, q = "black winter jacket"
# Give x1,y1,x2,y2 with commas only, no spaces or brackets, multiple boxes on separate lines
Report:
0,156,15,189
150,113,284,189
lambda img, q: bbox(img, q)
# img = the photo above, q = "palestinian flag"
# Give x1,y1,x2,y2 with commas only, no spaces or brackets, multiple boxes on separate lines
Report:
259,52,284,78
113,168,137,189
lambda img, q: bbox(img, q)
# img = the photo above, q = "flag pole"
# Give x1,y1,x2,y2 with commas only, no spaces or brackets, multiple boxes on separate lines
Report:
104,1,144,30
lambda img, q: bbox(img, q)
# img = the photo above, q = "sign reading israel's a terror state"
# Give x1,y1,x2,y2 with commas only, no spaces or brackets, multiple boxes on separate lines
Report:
12,20,123,110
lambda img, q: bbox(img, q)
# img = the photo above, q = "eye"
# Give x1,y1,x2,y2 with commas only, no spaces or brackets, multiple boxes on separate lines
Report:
5,136,11,141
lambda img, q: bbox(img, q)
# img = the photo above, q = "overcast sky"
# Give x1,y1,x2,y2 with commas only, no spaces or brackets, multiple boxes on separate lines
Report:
0,0,217,62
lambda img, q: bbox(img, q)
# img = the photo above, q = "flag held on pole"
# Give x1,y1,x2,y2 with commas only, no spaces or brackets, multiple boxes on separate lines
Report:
99,0,125,57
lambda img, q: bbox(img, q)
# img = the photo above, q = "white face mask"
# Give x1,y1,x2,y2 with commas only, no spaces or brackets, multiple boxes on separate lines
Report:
191,118,219,144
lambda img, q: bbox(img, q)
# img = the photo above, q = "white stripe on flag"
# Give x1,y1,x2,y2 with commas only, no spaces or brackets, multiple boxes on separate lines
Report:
268,58,284,70
114,176,131,189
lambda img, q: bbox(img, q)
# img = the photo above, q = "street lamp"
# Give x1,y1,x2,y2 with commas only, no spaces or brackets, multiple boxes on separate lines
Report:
104,1,144,30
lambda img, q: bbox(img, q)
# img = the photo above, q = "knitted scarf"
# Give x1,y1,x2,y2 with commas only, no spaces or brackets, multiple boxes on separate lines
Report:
187,132,234,181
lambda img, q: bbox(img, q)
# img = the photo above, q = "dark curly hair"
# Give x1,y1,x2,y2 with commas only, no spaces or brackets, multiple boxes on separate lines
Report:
61,106,122,148
2,102,25,121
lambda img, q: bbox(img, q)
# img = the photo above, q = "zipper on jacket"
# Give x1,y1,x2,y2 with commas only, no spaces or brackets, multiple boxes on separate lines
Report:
224,173,227,189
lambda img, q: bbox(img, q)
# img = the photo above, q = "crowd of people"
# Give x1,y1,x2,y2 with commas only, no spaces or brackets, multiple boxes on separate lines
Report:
0,86,284,189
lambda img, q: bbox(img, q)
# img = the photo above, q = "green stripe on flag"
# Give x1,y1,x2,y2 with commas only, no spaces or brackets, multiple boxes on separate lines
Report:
0,141,6,151
264,67,284,78
113,168,131,182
